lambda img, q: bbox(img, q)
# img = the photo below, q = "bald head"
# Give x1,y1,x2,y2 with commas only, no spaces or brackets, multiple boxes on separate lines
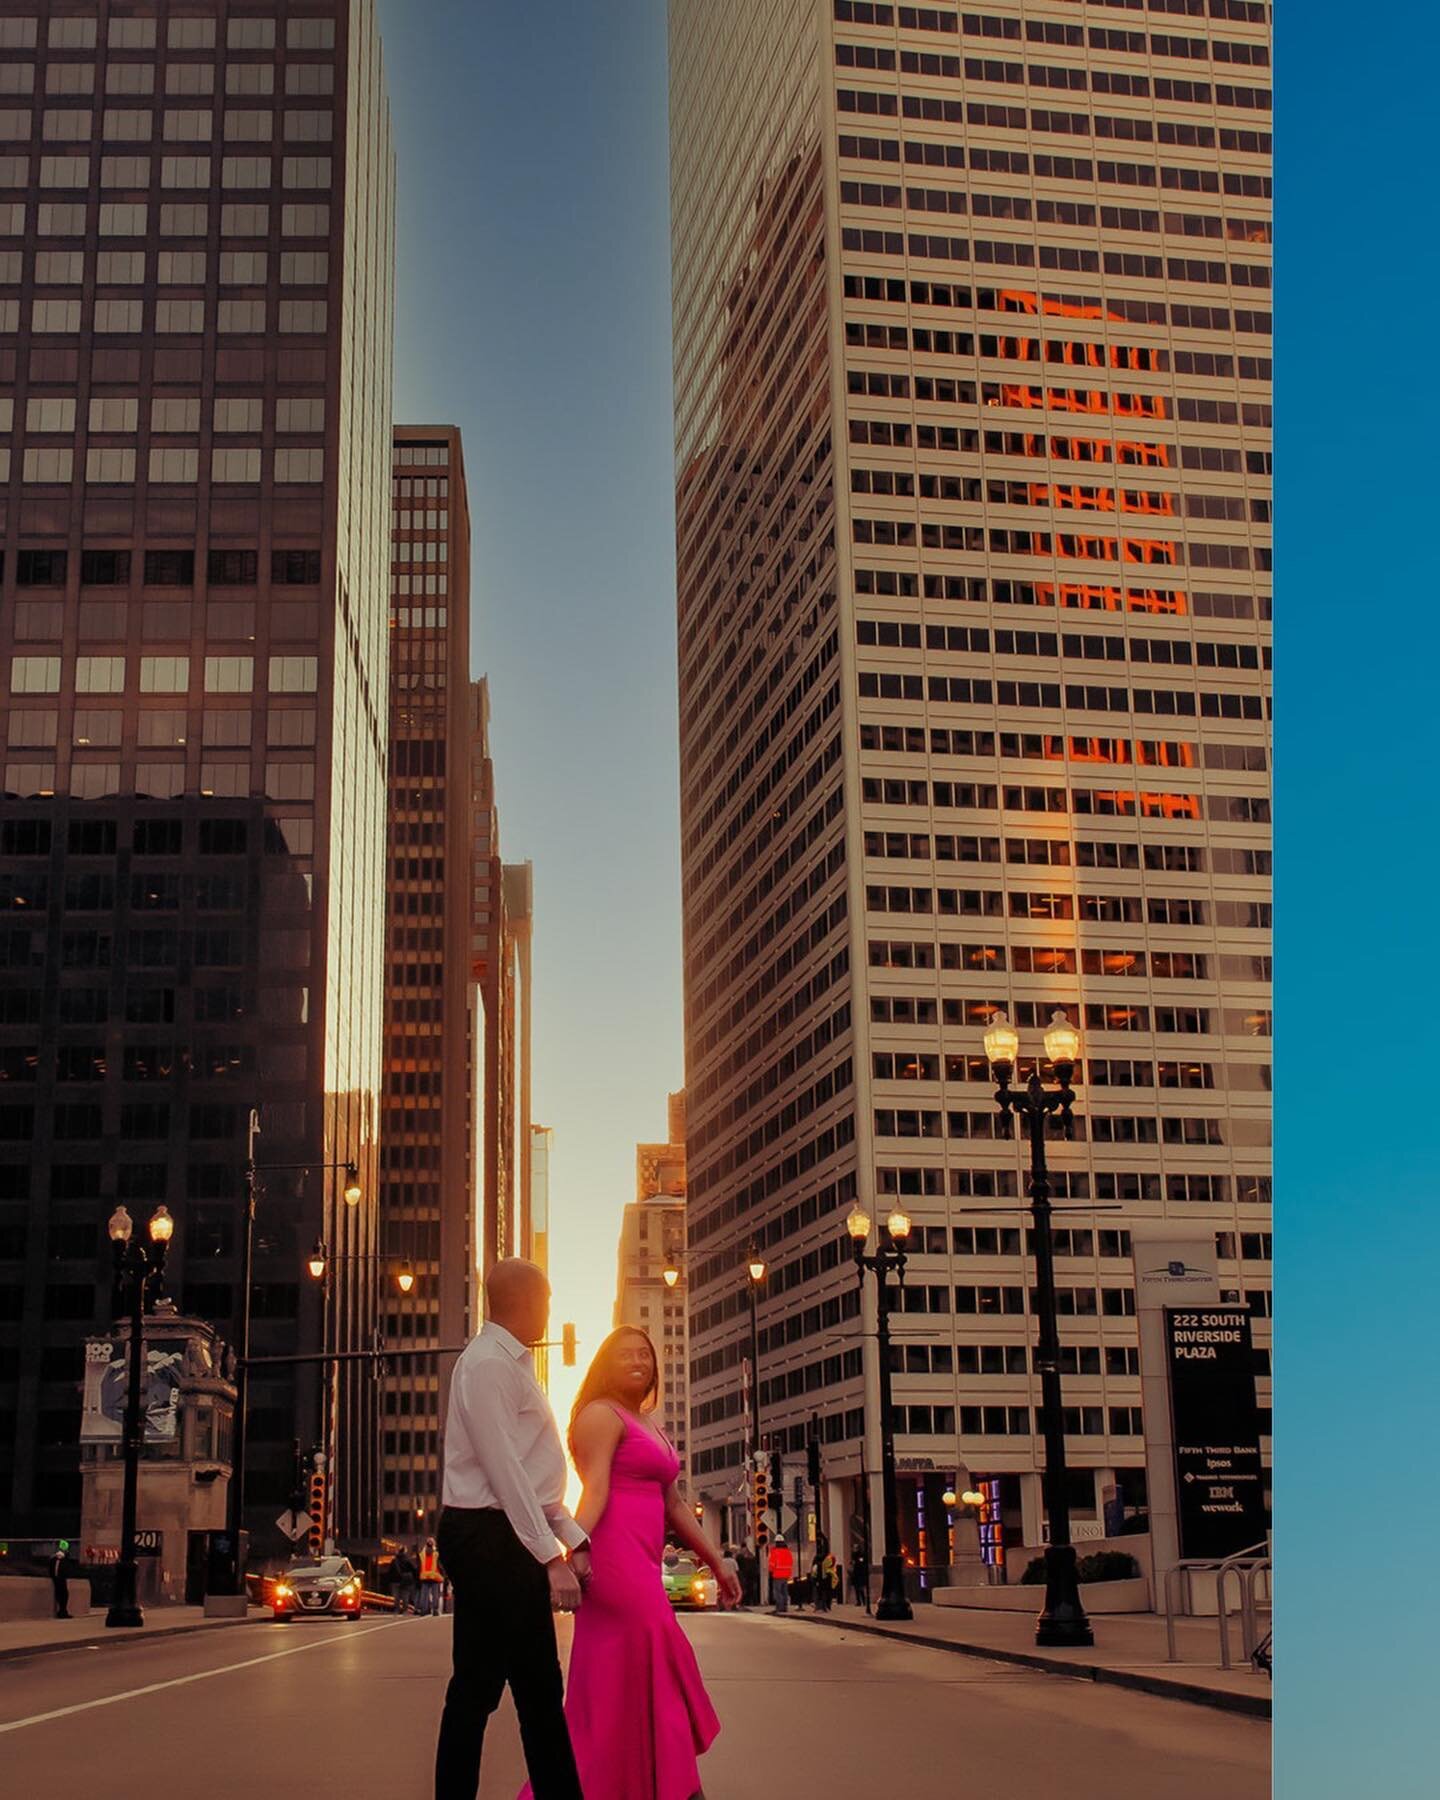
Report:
485,1258,549,1345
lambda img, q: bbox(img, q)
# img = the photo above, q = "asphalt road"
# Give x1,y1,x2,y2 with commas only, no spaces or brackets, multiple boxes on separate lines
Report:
0,1609,1268,1799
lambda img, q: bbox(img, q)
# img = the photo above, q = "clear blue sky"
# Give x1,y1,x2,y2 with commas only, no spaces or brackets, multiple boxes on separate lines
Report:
376,2,1437,1787
377,0,675,1410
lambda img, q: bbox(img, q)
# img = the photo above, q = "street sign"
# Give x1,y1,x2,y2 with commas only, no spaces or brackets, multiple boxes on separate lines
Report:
1164,1307,1268,1559
134,1529,162,1557
275,1509,310,1542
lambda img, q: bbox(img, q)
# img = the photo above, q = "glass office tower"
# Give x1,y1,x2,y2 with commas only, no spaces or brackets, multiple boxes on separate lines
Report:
0,0,395,1552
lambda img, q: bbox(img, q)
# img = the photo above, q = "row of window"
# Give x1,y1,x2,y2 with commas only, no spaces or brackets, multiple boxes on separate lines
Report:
853,566,1267,623
2,247,328,281
875,1108,1269,1146
16,396,324,434
863,825,1269,875
838,88,1271,153
3,444,325,484
872,1052,1266,1090
0,14,335,50
10,655,317,695
5,548,321,591
835,4,1269,41
10,298,328,334
841,139,1270,208
864,883,1269,929
841,183,1267,249
876,1166,1270,1205
838,44,1270,104
0,199,326,235
0,110,334,146
0,154,333,190
869,996,1268,1040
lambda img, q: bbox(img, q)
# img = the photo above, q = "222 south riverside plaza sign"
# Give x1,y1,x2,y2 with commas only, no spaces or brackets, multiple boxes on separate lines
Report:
1163,1308,1268,1559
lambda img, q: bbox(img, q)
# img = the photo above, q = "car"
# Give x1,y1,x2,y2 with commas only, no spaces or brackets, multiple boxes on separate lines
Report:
271,1556,365,1622
662,1556,717,1610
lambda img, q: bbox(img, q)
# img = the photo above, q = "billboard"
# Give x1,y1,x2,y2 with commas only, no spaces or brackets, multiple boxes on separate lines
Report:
81,1335,185,1445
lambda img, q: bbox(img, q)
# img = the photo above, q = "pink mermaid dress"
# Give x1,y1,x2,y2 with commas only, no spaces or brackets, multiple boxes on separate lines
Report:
520,1407,720,1800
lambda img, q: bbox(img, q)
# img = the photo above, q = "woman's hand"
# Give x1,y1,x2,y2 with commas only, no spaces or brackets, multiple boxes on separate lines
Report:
716,1567,743,1610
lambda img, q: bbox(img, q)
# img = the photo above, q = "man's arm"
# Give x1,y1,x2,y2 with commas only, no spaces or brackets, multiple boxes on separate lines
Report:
453,1355,566,1565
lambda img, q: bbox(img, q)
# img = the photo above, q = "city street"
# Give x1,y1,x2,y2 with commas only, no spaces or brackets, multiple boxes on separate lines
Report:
0,1610,1267,1799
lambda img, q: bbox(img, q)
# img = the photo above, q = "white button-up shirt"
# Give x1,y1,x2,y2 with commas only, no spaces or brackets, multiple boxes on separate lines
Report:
441,1321,587,1564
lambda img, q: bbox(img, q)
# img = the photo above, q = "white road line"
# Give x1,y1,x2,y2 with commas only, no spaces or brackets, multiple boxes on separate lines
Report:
0,1619,404,1735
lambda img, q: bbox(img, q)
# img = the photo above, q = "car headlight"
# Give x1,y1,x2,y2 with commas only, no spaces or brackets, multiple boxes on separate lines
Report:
275,1584,293,1599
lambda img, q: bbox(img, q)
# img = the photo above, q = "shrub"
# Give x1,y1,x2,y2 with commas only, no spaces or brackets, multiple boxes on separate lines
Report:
1017,1549,1141,1585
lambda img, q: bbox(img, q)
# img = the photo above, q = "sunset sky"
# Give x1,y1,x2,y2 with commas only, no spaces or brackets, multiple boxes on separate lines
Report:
379,0,673,1432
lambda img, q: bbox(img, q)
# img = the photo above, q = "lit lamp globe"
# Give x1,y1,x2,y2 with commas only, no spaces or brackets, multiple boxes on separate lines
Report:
148,1204,174,1244
342,1164,362,1206
846,1201,872,1246
885,1204,912,1245
961,1490,986,1509
306,1239,327,1281
108,1205,134,1245
747,1249,767,1285
1043,1010,1082,1071
941,1487,958,1510
982,1011,1020,1074
397,1264,416,1295
662,1263,681,1289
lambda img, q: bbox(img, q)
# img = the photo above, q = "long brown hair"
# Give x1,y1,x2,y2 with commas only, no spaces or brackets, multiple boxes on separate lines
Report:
568,1326,659,1455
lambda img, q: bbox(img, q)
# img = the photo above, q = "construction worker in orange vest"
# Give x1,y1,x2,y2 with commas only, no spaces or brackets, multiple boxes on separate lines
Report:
766,1538,794,1614
417,1537,444,1615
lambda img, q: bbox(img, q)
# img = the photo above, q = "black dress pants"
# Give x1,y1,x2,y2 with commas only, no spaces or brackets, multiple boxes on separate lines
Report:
434,1507,582,1800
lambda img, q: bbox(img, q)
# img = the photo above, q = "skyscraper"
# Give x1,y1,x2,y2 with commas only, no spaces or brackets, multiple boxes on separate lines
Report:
380,423,476,1540
615,1092,689,1477
0,0,395,1551
671,0,1270,1570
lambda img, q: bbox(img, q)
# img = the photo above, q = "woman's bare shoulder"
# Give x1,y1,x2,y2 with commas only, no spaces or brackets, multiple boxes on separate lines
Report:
572,1399,626,1442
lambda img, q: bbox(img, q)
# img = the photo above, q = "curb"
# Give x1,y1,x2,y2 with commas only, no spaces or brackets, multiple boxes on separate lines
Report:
787,1611,1272,1720
0,1609,270,1666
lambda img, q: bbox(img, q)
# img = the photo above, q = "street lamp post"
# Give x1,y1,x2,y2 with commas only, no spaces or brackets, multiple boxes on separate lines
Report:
984,1008,1094,1649
745,1247,766,1460
104,1203,173,1629
847,1199,914,1622
220,1116,363,1599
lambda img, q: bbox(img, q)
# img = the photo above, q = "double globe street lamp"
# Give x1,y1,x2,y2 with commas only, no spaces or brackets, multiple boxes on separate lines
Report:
982,1007,1094,1649
304,1239,417,1295
104,1203,174,1629
846,1196,914,1622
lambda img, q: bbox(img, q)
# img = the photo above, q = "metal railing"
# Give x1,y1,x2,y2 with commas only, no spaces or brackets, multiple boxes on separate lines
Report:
1163,1539,1271,1668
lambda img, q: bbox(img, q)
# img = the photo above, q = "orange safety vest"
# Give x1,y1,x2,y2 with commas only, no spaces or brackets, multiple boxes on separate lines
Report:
419,1547,441,1581
767,1544,793,1580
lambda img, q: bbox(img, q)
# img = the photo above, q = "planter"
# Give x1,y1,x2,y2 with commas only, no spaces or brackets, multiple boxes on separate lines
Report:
933,1575,1151,1614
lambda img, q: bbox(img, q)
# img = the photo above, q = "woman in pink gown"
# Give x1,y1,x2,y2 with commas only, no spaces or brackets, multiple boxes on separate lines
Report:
521,1326,740,1800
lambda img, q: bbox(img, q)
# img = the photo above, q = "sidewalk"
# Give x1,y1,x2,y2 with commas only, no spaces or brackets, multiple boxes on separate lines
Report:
0,1603,267,1664
786,1601,1271,1718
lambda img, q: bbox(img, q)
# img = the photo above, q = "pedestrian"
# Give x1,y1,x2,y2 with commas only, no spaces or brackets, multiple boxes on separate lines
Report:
735,1542,758,1607
417,1536,444,1615
392,1544,418,1614
48,1541,71,1619
433,1258,588,1800
816,1547,839,1612
767,1537,794,1613
849,1548,869,1611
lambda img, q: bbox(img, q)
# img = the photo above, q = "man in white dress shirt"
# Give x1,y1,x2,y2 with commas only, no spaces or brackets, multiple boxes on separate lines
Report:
434,1259,590,1800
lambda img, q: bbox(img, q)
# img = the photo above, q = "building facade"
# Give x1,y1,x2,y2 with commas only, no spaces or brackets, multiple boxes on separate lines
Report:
379,423,477,1540
671,0,1271,1573
615,1092,689,1478
0,0,395,1552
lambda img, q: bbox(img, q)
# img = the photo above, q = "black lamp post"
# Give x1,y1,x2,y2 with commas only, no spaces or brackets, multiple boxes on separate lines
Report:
846,1198,914,1622
219,1114,363,1599
104,1202,173,1629
745,1246,766,1460
984,1007,1094,1649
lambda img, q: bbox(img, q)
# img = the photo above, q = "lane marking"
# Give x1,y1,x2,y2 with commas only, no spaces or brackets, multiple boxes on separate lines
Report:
0,1619,404,1736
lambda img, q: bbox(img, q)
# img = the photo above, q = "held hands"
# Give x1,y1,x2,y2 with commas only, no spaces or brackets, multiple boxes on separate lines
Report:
569,1547,594,1590
547,1556,583,1614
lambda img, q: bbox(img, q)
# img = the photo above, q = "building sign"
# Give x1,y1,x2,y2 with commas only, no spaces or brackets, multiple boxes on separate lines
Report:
1164,1308,1268,1559
80,1336,185,1445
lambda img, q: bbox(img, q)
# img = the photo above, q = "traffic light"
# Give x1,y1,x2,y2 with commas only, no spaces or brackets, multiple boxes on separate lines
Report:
807,1439,821,1489
307,1467,326,1557
561,1323,577,1367
752,1460,769,1549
